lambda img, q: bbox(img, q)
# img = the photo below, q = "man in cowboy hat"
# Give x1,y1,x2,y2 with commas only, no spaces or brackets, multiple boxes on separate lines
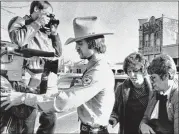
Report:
1,16,115,134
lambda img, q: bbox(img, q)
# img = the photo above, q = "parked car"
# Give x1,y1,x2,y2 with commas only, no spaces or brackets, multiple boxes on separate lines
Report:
57,73,82,89
114,74,128,90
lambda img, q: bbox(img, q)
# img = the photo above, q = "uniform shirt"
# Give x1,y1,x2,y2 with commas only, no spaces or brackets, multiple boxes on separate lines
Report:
24,54,115,127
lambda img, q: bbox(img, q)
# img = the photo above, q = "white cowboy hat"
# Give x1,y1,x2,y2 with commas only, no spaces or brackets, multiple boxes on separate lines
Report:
65,16,113,45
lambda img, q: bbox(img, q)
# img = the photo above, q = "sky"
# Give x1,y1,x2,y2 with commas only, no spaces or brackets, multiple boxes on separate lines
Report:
1,2,178,64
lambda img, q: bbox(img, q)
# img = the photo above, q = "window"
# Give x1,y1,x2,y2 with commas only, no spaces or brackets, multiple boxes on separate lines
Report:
112,69,116,74
117,69,125,75
150,33,154,47
145,34,149,47
77,69,80,73
156,38,160,46
155,32,160,46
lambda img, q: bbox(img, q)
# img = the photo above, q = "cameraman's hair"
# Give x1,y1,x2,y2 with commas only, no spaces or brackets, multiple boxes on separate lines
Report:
147,54,176,80
30,1,52,14
123,52,149,75
85,35,106,54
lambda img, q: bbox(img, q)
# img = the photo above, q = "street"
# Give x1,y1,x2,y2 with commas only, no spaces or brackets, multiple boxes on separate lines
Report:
34,108,80,133
34,108,119,133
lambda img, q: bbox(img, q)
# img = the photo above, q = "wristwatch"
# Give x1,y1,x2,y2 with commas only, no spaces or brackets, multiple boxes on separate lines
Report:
21,93,26,104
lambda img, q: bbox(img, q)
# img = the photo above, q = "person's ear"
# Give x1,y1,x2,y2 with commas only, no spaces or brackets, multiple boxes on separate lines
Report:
168,72,173,80
34,6,40,13
161,74,170,81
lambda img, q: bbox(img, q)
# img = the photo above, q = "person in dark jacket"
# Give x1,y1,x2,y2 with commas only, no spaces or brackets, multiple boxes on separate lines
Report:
139,54,178,134
109,52,153,134
1,1,62,134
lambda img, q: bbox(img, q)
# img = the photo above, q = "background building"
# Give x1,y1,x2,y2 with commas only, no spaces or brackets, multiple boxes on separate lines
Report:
72,60,87,74
138,15,178,71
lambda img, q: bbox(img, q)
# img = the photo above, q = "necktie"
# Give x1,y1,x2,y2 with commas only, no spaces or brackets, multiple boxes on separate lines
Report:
156,93,168,122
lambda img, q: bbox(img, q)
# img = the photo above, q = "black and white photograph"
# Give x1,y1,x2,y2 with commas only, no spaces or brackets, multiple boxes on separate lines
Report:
0,1,178,134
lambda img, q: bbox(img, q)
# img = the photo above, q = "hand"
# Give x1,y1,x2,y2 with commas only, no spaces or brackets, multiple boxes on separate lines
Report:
26,56,45,73
140,123,156,134
109,117,118,128
1,92,24,110
50,24,58,35
37,14,50,27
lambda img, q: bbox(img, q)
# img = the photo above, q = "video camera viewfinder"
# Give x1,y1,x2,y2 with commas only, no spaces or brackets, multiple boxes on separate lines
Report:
45,14,60,28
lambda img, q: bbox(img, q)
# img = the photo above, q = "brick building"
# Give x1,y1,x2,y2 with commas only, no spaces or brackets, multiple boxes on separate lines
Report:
138,15,178,71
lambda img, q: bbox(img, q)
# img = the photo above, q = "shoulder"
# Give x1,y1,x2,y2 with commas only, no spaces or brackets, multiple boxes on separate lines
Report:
88,59,111,74
170,86,178,104
95,59,109,69
123,78,132,88
9,16,24,25
115,78,130,93
8,16,25,31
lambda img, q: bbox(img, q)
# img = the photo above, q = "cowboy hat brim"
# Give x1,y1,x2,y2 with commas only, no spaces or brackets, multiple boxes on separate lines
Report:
65,33,113,45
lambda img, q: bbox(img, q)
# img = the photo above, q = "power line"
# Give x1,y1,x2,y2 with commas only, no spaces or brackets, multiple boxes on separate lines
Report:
163,16,178,21
2,5,30,9
1,7,16,15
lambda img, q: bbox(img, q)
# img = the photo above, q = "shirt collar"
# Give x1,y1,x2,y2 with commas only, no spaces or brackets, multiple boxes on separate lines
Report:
86,54,104,71
159,81,174,100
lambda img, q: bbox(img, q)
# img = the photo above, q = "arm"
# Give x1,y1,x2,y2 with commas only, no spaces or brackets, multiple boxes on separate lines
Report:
24,67,107,112
110,84,123,122
8,16,42,47
139,93,156,134
50,34,62,57
45,72,59,96
141,93,155,124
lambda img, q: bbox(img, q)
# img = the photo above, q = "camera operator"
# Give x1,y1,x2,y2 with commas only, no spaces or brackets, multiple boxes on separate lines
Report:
5,1,62,134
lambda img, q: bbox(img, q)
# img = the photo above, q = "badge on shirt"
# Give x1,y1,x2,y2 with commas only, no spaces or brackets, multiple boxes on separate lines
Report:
82,75,93,86
168,102,172,109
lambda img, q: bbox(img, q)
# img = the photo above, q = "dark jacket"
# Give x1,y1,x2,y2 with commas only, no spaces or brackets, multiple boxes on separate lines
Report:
140,80,178,134
110,76,153,134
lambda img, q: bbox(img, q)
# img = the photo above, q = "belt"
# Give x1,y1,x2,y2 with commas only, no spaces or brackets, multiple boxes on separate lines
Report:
80,123,107,132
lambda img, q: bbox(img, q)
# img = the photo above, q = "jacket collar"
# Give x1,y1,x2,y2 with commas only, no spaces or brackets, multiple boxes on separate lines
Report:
23,15,33,25
122,75,153,100
86,54,104,71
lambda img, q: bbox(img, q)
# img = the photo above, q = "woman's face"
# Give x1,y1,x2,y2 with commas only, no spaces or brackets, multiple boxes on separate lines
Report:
127,68,144,87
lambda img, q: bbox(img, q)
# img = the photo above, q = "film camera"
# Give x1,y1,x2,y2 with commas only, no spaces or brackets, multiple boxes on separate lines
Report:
45,14,60,28
0,41,59,119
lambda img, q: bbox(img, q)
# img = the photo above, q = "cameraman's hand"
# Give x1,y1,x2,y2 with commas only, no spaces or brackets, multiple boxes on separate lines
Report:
140,123,155,134
50,24,58,35
26,56,45,74
37,14,50,27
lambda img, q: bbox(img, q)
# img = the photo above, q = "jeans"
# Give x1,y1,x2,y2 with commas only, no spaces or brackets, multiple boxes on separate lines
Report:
0,109,57,134
0,109,37,134
36,112,57,134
